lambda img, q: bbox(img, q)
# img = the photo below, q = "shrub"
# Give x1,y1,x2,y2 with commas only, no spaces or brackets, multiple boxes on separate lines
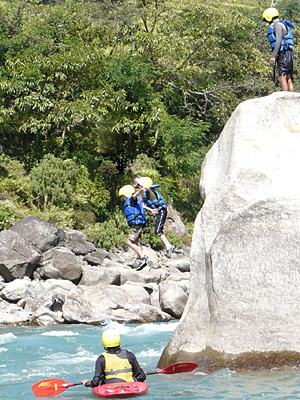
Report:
84,209,129,251
0,200,16,230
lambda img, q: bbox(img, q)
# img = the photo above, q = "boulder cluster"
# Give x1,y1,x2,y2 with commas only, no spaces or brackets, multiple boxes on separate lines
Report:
0,216,190,326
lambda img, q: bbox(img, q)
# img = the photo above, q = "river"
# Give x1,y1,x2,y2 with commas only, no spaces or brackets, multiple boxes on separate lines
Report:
1,321,299,399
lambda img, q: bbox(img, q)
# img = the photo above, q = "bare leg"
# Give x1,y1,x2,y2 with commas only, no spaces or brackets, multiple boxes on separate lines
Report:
278,74,294,92
278,75,288,91
127,238,143,258
286,74,294,92
159,233,172,249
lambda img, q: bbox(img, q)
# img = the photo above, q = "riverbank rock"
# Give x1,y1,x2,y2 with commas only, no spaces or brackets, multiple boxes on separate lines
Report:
158,92,300,372
0,216,190,326
0,230,41,282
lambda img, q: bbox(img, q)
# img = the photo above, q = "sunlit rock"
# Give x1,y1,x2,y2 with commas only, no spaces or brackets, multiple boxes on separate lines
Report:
159,92,300,372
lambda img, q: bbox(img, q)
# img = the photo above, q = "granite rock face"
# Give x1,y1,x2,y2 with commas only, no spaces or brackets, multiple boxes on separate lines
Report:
159,92,300,372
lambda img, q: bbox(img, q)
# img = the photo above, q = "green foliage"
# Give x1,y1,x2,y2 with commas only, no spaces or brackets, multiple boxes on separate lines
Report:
33,205,76,229
155,114,210,177
144,228,183,251
276,0,300,22
29,154,79,210
0,154,33,210
0,200,15,230
125,154,162,185
84,208,129,251
1,0,298,242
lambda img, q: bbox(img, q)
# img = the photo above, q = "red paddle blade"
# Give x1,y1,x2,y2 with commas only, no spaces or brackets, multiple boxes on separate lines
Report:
32,379,72,397
158,362,198,374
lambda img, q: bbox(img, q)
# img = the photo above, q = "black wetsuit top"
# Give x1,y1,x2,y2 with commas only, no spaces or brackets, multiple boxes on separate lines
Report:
88,348,146,387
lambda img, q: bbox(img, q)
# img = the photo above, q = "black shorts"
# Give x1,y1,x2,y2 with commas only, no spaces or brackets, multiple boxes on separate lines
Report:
277,50,293,76
154,209,167,236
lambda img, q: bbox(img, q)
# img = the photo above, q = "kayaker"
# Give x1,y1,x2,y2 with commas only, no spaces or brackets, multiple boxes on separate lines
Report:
81,328,146,387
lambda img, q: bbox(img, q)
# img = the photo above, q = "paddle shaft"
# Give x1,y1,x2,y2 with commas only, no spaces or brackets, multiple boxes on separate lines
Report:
147,371,161,375
66,382,83,387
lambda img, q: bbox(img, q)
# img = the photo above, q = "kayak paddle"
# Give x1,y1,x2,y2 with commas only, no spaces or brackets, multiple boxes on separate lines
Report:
32,378,82,397
32,362,197,397
147,361,197,375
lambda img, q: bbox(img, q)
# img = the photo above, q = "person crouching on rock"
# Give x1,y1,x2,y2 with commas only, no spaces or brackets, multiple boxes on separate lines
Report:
81,328,146,387
119,184,148,271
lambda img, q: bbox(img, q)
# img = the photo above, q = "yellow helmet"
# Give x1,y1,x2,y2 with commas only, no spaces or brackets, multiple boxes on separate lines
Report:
102,329,121,349
135,176,153,188
262,8,279,22
118,185,135,198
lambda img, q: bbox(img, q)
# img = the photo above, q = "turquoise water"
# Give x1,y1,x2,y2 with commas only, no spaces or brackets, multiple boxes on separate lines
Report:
1,321,299,399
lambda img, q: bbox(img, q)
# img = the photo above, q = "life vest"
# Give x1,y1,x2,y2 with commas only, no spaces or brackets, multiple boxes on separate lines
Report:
102,350,134,382
142,187,167,212
267,20,294,52
124,196,146,226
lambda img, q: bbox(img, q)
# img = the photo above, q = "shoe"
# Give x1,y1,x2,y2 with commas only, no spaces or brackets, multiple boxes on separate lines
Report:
136,255,148,271
165,245,175,258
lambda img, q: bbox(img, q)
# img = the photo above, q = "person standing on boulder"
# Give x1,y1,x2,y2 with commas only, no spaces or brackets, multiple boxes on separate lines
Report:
135,177,175,258
82,328,146,387
119,184,148,271
262,7,294,92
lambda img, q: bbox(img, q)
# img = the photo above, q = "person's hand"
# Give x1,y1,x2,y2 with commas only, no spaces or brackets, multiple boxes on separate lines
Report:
152,209,159,215
81,379,89,386
269,57,276,65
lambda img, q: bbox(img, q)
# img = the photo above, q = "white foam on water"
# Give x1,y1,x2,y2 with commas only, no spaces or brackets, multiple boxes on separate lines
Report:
0,333,17,344
129,321,180,336
104,320,179,337
136,348,163,358
104,320,131,334
38,348,97,366
0,348,8,352
41,330,80,337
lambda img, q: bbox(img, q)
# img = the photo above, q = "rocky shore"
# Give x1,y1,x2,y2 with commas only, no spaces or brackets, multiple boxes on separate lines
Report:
0,216,190,326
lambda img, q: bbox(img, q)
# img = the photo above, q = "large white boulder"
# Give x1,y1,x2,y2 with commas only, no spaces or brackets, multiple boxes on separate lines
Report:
159,92,300,371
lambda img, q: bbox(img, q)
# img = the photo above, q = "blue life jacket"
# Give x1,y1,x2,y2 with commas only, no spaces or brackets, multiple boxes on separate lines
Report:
142,187,167,212
268,20,294,52
124,196,146,226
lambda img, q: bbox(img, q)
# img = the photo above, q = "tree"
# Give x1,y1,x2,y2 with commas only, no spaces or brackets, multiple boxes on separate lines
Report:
29,154,79,211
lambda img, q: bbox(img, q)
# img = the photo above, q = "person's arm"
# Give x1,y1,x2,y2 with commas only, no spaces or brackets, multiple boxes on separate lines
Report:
82,355,106,387
127,351,146,381
142,189,158,214
131,187,144,200
142,203,155,213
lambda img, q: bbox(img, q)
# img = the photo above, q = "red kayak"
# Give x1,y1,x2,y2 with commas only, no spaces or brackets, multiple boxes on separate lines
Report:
92,381,148,398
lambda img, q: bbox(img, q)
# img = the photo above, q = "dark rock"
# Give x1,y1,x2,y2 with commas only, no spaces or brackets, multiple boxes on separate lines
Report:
10,216,65,253
0,230,41,282
64,229,96,255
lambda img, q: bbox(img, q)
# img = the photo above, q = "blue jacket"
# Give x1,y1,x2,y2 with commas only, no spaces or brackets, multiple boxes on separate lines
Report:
142,188,167,212
267,20,294,52
124,196,146,226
